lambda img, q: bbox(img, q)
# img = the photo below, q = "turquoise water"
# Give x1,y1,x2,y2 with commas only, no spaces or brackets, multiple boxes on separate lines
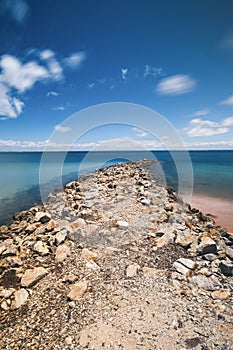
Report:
0,150,232,225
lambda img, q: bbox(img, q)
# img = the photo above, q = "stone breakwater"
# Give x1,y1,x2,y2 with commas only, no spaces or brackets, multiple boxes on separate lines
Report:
0,160,232,350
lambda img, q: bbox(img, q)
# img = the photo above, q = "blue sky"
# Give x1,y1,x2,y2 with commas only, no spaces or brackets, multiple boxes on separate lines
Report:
0,0,233,150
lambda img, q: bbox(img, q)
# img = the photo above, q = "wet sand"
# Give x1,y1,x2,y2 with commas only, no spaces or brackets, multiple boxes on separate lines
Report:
191,194,233,232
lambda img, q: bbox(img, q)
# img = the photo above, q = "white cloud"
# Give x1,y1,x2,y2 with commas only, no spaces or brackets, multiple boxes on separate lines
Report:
222,116,233,126
64,52,86,68
47,91,58,96
121,68,128,80
184,117,233,137
53,105,65,111
193,109,209,117
0,54,49,92
54,125,71,133
132,127,149,137
0,49,86,119
219,94,233,106
0,0,29,23
156,74,196,95
40,49,55,60
0,83,24,118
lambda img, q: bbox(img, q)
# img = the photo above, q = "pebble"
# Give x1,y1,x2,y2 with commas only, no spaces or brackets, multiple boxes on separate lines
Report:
55,244,71,263
67,280,88,301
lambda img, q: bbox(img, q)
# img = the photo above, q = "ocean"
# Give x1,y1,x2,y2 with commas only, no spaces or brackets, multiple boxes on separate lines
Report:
0,150,232,226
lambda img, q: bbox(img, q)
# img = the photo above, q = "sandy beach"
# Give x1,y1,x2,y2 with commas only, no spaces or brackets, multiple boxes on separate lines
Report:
191,194,233,232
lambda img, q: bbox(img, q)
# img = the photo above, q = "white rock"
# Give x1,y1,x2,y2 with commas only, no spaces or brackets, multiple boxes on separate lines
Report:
173,261,192,276
117,221,129,228
35,211,51,223
55,231,67,245
126,264,139,278
34,241,49,256
176,258,196,270
14,288,29,308
55,244,71,263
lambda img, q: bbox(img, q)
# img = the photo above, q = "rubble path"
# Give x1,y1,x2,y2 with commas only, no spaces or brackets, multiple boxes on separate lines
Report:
0,160,232,349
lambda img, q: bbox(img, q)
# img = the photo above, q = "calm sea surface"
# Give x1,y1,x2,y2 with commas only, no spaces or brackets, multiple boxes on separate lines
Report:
0,150,232,225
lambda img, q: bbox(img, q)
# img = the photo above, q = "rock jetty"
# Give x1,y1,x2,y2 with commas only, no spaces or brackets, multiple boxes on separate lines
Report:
0,160,232,349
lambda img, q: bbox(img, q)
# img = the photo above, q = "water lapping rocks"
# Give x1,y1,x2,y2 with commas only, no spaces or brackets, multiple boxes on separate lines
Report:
0,160,232,349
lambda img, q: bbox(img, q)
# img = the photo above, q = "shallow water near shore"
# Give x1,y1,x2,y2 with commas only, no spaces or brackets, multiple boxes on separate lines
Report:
0,150,232,227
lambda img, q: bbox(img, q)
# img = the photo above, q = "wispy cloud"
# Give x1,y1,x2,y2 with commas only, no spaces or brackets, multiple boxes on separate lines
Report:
64,52,86,68
220,33,233,50
0,0,29,24
0,49,86,119
47,91,58,97
219,94,233,106
193,109,209,117
156,74,196,95
121,68,128,80
143,65,163,78
184,117,233,137
87,82,95,89
132,127,149,137
54,125,71,133
53,105,65,111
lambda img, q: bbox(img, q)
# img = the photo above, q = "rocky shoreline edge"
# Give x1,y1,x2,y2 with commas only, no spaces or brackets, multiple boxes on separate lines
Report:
0,160,232,349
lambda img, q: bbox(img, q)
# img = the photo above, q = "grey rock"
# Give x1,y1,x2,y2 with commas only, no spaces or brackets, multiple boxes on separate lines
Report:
226,246,233,261
219,261,233,276
191,274,216,291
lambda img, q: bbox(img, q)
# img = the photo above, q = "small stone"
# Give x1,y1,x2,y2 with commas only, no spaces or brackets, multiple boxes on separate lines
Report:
219,261,233,276
14,288,29,308
86,261,100,270
46,220,56,231
155,232,175,248
81,248,97,261
191,274,216,291
140,198,151,206
211,289,231,300
65,336,73,345
21,267,48,287
0,288,15,298
35,211,51,223
176,258,196,270
173,261,192,276
34,241,49,256
1,300,9,311
55,244,71,263
55,231,67,245
117,221,129,228
226,246,233,261
67,280,88,301
198,235,217,255
175,231,193,248
126,264,139,277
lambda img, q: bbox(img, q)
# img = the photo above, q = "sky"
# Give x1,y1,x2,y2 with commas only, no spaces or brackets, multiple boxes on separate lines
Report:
0,0,233,150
